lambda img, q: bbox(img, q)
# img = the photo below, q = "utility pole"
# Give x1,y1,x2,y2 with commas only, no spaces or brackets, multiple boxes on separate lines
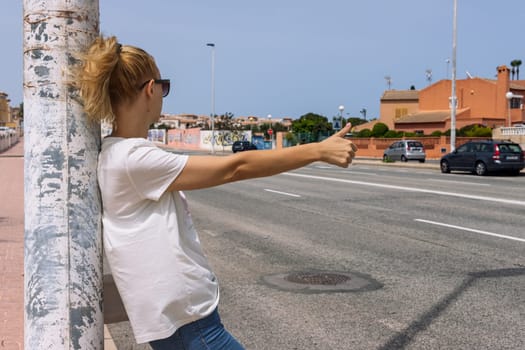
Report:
206,43,216,154
23,1,103,348
450,0,458,151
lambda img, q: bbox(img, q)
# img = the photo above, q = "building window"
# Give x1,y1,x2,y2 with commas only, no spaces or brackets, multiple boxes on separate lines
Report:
510,98,521,109
395,108,408,119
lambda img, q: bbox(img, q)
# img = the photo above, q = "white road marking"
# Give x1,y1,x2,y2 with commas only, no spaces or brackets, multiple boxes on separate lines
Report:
283,172,525,206
430,178,491,186
313,164,377,176
415,219,525,243
264,189,302,198
348,170,378,176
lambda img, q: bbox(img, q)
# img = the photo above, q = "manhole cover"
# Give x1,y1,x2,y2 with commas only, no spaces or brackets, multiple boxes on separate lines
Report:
285,272,350,285
262,270,382,294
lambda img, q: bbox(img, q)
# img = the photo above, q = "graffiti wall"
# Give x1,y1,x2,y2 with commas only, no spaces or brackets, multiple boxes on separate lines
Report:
200,130,252,151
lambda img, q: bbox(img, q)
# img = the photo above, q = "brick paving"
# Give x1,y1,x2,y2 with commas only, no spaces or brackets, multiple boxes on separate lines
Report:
0,139,24,350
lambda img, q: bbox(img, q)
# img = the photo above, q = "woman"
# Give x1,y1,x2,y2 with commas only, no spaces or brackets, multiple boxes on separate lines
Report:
77,35,357,349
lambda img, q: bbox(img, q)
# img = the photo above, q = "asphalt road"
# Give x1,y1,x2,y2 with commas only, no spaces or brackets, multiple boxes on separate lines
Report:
109,162,525,349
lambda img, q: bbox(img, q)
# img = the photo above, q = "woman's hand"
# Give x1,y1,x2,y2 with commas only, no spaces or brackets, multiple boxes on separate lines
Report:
318,123,358,167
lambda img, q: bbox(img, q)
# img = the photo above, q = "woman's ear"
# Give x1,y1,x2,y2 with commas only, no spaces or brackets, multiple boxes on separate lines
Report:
145,80,154,98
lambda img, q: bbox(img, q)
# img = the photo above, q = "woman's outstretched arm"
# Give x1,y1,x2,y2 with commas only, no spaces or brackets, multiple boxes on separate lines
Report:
167,123,357,192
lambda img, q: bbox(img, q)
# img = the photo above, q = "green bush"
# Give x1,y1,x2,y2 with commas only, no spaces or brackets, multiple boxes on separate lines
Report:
357,129,372,137
384,130,403,138
444,129,458,136
372,123,389,137
459,124,492,137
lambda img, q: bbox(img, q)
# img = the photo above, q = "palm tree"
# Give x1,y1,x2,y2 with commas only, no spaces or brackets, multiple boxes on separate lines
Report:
510,59,522,80
515,59,522,80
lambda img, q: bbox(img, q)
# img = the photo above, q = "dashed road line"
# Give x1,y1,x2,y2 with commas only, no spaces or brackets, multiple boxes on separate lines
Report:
415,219,525,243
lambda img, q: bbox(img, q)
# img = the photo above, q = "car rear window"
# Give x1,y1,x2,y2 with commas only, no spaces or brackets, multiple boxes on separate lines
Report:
407,142,423,147
498,144,522,153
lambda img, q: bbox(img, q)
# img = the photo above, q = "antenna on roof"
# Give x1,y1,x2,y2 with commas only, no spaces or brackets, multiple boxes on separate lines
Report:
384,76,392,90
466,71,473,79
425,69,432,85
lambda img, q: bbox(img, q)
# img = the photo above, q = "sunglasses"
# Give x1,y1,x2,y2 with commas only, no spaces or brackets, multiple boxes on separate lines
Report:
139,79,171,97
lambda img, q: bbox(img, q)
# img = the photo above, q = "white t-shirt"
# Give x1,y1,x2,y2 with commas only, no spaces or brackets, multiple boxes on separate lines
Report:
98,137,219,344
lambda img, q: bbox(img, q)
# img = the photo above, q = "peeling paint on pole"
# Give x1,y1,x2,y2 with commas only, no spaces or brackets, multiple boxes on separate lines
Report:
23,1,102,349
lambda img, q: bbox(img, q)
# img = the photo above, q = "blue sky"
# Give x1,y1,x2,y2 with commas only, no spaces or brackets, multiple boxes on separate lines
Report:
2,1,525,120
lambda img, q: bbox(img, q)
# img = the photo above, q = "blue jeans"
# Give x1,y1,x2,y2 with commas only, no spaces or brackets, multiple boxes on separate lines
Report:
149,308,245,350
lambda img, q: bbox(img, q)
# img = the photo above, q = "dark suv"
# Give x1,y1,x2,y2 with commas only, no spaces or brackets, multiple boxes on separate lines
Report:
232,141,257,153
440,140,524,176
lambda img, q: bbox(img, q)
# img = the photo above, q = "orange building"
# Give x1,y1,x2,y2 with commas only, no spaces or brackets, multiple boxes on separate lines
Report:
375,65,525,134
0,92,10,125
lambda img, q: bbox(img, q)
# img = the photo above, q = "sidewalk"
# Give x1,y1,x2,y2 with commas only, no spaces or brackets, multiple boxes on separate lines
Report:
0,139,24,350
0,139,117,350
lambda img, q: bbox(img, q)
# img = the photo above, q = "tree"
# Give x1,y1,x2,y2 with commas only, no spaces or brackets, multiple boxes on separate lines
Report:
511,59,522,80
346,117,367,127
291,113,331,134
291,113,332,143
214,112,235,130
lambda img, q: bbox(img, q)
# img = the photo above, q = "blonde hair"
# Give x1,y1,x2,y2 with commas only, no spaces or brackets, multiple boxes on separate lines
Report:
77,36,158,124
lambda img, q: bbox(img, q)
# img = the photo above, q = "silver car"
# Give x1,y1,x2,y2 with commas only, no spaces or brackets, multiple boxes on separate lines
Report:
383,140,426,163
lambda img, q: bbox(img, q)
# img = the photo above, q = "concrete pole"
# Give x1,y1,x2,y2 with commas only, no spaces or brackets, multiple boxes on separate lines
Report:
23,1,102,349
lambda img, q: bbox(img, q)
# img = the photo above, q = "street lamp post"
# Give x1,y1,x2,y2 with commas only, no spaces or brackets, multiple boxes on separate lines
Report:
267,114,273,149
206,43,216,154
338,105,344,131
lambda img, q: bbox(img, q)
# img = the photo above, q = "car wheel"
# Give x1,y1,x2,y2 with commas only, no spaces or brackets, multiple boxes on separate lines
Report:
419,159,425,163
401,155,408,162
475,161,487,176
440,160,451,173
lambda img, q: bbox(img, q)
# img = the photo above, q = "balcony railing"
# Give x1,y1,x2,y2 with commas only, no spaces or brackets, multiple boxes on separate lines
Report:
501,127,525,136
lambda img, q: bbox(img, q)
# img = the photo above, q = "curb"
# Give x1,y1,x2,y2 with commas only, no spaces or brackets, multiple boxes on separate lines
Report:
352,158,440,170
